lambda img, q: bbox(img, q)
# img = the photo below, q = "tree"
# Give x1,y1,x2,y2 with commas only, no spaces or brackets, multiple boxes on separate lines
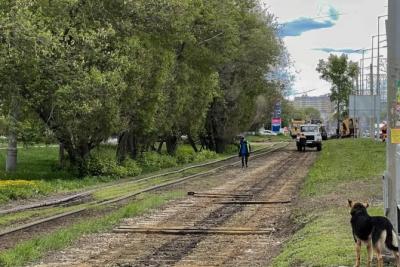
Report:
303,107,321,121
0,1,127,173
204,2,283,152
316,54,358,135
0,0,288,174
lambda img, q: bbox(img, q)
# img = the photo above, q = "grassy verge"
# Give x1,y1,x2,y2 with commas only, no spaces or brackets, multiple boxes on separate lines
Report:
0,145,221,204
246,134,291,143
272,139,387,267
0,191,183,267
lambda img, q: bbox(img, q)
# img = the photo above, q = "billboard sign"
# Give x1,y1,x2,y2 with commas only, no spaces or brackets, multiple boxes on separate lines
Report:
274,101,281,118
272,117,281,132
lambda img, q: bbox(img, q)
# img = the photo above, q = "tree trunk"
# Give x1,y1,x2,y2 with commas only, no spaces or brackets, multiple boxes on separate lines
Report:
166,135,178,155
187,135,198,152
64,142,91,177
214,137,225,154
6,95,18,172
336,100,340,139
59,142,65,168
117,131,128,163
157,141,164,154
6,135,17,172
117,130,138,162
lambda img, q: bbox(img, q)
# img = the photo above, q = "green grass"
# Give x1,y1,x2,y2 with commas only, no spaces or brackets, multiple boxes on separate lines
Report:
302,139,386,196
0,191,183,267
273,206,383,267
0,206,79,228
272,139,388,267
246,134,291,143
0,144,221,204
0,146,72,180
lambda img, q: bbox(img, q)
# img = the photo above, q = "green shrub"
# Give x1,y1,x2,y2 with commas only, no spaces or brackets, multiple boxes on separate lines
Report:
122,158,142,177
138,152,178,171
175,146,196,164
85,148,130,177
193,150,218,162
223,144,239,155
174,146,218,164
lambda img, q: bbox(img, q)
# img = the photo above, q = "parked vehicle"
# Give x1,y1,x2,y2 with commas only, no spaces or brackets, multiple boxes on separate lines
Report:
290,119,305,138
296,124,322,151
320,126,328,140
340,117,357,138
258,129,277,136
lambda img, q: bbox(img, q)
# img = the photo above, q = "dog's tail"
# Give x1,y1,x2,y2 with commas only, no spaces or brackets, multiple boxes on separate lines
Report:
385,229,399,251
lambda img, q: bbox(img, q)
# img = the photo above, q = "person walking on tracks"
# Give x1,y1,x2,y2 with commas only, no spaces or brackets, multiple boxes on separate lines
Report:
238,136,251,168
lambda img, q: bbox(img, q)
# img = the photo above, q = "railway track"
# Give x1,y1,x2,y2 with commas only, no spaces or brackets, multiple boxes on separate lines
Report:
0,142,289,250
32,145,316,267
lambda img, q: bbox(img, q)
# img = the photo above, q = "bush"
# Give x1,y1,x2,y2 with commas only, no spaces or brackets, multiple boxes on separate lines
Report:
138,152,178,172
85,154,127,177
85,147,142,177
175,146,218,164
193,150,218,162
175,146,196,164
122,158,142,177
223,144,239,155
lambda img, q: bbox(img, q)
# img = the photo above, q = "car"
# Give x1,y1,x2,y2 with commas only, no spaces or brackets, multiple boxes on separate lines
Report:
258,129,277,136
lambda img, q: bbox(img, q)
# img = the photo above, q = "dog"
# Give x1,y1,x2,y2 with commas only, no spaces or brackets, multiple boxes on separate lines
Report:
348,199,400,267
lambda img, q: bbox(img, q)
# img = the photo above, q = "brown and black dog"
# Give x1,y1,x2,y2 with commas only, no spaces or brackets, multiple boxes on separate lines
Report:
348,199,400,267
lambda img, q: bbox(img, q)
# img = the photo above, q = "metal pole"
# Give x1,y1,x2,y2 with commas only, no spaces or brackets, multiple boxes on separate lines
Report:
372,37,376,141
371,63,375,141
362,50,365,94
359,60,363,95
386,0,400,232
378,15,388,96
378,17,387,143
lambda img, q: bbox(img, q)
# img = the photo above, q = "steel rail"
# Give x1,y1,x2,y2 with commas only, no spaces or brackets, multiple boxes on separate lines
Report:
0,142,289,238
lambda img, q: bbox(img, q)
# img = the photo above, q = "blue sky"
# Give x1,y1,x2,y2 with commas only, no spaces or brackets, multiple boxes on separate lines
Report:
265,0,387,97
280,18,335,37
279,6,339,37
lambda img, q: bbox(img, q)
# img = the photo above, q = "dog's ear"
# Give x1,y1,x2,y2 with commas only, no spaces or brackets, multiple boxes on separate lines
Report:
348,199,353,208
363,202,369,208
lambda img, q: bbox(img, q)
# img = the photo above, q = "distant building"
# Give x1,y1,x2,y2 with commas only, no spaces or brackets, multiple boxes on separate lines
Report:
293,94,334,125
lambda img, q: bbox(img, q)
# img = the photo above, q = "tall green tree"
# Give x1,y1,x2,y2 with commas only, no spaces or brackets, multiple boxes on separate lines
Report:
316,54,358,135
204,2,283,152
0,1,127,172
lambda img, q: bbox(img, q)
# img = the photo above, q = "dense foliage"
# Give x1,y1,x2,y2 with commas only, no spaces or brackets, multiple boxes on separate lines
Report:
0,0,287,173
316,54,358,131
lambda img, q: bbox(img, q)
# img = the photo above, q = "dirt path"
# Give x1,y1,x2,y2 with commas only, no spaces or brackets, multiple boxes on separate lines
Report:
32,147,316,267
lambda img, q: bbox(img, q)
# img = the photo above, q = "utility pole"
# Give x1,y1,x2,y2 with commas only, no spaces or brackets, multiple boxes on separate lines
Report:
378,15,388,97
377,22,388,143
371,35,375,141
370,63,375,141
386,0,400,232
359,60,363,95
362,50,365,94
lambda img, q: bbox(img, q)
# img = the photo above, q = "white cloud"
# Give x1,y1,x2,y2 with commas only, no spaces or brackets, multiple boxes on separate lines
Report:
265,0,387,97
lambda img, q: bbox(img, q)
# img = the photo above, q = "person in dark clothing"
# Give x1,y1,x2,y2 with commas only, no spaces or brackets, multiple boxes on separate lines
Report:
238,136,251,168
299,133,306,152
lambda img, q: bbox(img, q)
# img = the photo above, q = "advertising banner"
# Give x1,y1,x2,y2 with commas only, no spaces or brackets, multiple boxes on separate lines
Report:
271,117,281,132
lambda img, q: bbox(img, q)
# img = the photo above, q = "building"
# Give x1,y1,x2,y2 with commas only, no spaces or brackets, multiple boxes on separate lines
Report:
293,94,335,127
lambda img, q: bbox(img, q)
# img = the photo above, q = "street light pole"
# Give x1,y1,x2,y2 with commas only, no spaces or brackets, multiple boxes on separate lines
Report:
386,0,400,232
378,15,388,97
371,37,375,141
378,16,388,144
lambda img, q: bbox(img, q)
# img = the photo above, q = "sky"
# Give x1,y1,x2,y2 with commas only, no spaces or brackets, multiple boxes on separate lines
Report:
264,0,388,97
